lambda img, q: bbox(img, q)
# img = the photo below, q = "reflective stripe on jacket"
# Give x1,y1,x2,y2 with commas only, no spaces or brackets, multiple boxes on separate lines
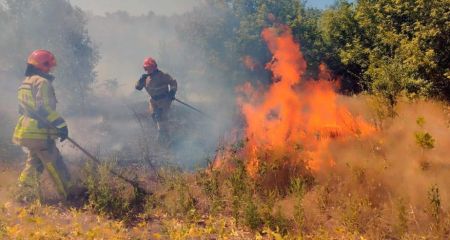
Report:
13,74,66,143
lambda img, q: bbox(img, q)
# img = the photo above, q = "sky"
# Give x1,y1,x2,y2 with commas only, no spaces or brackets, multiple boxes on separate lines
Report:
69,0,339,16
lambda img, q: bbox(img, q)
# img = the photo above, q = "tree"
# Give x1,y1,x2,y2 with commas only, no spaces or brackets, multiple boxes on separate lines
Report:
320,0,450,99
0,0,98,112
179,0,318,87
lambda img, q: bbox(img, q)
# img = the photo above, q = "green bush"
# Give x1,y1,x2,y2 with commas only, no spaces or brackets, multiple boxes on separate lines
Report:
244,199,263,230
83,160,145,221
160,169,198,219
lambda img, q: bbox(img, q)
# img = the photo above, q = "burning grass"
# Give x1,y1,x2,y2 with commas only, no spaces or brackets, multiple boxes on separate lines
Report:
210,25,450,238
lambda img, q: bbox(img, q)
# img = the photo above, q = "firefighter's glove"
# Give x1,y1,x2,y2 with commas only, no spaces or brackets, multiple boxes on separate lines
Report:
135,74,148,91
57,126,69,142
168,89,176,100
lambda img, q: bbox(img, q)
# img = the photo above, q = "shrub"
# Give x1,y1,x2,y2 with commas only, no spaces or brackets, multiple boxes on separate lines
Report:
83,160,145,222
196,169,221,213
160,169,197,219
244,199,263,230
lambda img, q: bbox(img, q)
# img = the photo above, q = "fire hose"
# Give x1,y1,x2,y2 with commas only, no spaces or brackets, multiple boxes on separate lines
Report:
174,98,213,120
19,102,151,195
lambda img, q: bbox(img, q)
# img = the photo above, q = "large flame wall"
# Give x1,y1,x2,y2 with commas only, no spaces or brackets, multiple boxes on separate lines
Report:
238,26,375,176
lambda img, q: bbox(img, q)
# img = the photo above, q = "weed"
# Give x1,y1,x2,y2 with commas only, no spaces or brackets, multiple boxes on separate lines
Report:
0,220,5,238
261,227,287,240
229,158,249,197
161,170,198,220
367,95,396,129
352,166,367,185
395,198,408,237
244,199,263,230
141,194,160,219
289,177,306,232
415,132,435,150
428,185,441,228
268,206,291,235
228,157,250,221
290,177,306,198
414,117,435,169
175,181,197,219
196,169,221,213
83,160,143,221
341,195,373,234
317,185,332,213
264,189,279,212
416,117,426,128
14,172,42,204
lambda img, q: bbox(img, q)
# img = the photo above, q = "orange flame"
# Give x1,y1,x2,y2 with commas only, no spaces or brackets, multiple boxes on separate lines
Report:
238,26,375,176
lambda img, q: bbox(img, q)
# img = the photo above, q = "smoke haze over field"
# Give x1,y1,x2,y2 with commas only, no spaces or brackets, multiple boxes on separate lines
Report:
69,0,199,16
69,0,346,16
82,5,238,168
0,0,235,168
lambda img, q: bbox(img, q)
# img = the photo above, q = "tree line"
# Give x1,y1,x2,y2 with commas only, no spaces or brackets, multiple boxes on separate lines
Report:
180,0,450,105
1,0,448,111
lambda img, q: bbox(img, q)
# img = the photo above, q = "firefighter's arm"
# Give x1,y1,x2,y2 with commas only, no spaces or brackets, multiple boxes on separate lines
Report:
167,74,177,99
135,74,148,90
35,80,67,129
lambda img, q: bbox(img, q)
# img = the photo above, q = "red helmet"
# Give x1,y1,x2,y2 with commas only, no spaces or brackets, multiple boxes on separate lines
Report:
27,49,57,73
143,57,157,72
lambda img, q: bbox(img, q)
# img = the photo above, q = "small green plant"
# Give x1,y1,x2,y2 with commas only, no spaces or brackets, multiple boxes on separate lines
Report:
395,198,408,237
416,117,426,128
415,131,435,150
0,219,6,238
229,158,248,197
368,95,395,129
244,199,263,230
428,185,441,228
141,194,158,220
196,170,221,213
341,195,373,234
415,117,435,150
14,167,42,203
175,181,197,219
270,206,291,235
414,117,435,170
352,166,366,185
83,160,143,221
290,177,306,231
317,185,331,213
228,158,249,221
161,170,198,220
290,177,306,197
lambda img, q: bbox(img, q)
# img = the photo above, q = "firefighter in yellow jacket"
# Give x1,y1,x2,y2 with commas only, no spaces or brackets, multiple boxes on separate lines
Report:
13,49,71,200
135,57,177,144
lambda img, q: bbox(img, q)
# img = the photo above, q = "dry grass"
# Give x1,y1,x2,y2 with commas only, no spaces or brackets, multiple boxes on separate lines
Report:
0,100,449,239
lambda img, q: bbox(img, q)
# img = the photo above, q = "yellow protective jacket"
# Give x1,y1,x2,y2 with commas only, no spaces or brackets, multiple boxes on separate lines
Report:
12,74,66,143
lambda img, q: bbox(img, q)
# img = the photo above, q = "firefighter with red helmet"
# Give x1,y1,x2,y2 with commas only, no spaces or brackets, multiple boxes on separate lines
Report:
13,49,72,201
136,57,178,144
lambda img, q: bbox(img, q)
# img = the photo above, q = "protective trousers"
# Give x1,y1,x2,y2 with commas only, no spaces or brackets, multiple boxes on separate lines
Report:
18,139,71,199
150,98,171,145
